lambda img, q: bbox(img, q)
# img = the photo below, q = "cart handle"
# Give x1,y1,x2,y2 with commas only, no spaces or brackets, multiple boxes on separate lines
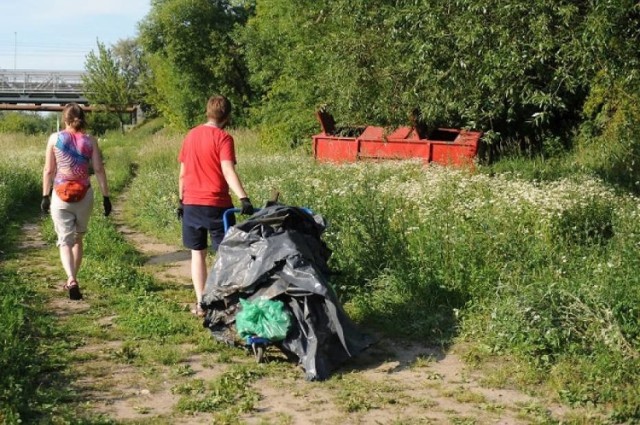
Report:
223,207,314,234
223,208,255,233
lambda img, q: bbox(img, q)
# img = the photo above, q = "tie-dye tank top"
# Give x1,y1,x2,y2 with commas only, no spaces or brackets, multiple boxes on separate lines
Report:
53,131,93,186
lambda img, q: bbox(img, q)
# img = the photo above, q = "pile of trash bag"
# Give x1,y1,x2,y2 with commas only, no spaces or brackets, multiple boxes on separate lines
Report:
235,298,290,341
201,204,374,381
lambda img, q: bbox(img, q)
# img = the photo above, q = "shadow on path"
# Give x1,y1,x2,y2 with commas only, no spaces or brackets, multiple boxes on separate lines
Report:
144,249,191,265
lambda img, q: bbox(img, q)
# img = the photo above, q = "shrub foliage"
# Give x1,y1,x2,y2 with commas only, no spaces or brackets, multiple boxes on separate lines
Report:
133,0,640,186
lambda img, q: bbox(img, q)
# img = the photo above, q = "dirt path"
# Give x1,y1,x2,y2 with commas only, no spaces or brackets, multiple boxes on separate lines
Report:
19,210,590,424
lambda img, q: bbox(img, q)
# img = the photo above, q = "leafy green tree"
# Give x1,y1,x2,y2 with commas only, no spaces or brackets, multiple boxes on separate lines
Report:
83,40,140,132
111,38,146,87
135,0,639,163
112,37,154,119
243,0,591,152
574,1,640,191
392,0,591,154
239,0,332,146
138,0,253,129
86,112,122,136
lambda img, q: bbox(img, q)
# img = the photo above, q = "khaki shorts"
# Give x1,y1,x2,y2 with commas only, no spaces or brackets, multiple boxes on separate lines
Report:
50,187,94,246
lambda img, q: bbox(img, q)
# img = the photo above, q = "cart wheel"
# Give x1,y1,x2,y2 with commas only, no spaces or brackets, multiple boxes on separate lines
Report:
255,344,265,363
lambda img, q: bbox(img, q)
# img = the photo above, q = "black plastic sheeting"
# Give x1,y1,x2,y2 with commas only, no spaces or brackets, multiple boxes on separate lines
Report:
201,204,375,381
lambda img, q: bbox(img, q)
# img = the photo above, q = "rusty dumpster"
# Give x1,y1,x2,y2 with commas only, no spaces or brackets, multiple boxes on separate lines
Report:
312,111,482,166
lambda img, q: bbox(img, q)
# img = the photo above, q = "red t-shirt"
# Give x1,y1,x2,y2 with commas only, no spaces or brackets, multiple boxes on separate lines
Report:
178,124,236,207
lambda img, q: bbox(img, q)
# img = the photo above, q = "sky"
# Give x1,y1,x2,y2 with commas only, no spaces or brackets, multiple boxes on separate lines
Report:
0,0,151,71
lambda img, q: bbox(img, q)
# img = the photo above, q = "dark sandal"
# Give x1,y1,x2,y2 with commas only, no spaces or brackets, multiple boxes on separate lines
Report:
63,280,83,300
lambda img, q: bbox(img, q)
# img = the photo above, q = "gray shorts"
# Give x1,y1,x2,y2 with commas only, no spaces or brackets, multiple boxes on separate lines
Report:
50,187,94,246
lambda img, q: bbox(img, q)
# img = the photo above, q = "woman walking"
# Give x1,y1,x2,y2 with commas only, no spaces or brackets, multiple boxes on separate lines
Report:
41,103,111,300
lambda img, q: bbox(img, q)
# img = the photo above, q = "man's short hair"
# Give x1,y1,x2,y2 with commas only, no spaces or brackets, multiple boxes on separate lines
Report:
206,95,232,123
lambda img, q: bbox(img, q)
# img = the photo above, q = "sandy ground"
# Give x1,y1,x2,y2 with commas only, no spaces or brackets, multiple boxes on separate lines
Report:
20,208,596,424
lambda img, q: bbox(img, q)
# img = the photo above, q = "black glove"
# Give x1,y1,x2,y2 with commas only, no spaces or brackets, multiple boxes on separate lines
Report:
240,197,254,215
41,195,50,213
103,196,112,217
177,199,184,220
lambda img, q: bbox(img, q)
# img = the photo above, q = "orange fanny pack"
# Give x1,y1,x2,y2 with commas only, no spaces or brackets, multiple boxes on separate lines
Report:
55,180,90,203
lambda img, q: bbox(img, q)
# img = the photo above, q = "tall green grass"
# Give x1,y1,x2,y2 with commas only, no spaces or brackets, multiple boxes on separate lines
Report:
0,134,67,423
0,125,185,423
0,270,63,423
124,124,640,419
4,122,638,420
0,133,43,248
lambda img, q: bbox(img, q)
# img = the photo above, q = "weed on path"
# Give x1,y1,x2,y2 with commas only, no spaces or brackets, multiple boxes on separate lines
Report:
8,202,602,424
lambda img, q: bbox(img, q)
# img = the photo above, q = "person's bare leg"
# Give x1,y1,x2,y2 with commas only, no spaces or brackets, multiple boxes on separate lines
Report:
72,236,84,276
60,242,83,299
59,244,76,283
191,249,207,306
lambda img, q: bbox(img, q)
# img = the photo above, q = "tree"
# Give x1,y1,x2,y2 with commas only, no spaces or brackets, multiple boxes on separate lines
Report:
241,0,640,157
134,0,640,161
112,37,154,118
83,40,141,132
573,1,640,191
111,38,146,87
138,0,253,129
240,0,332,146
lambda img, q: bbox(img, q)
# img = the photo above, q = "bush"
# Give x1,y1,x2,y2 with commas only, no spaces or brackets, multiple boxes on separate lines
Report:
87,111,122,136
0,112,56,135
576,74,640,193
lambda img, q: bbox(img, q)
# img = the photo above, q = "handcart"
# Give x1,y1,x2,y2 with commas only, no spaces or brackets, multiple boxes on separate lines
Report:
222,207,312,363
222,206,314,233
205,203,373,380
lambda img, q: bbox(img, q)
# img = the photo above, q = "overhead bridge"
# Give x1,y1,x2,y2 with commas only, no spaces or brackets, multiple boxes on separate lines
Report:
0,69,135,113
0,69,88,105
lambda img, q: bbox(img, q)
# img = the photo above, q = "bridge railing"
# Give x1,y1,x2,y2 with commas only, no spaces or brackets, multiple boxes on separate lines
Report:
0,69,86,94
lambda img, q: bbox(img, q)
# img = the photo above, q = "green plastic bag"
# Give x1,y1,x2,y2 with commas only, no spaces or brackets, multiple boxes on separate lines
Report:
236,298,291,341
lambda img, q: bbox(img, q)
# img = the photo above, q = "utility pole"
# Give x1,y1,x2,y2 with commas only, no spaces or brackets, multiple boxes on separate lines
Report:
14,32,17,70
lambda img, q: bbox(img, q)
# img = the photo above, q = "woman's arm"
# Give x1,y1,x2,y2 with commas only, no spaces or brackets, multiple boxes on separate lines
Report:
42,134,57,196
91,138,110,197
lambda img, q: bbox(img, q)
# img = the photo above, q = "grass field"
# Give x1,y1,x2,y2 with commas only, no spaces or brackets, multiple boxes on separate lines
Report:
1,123,639,423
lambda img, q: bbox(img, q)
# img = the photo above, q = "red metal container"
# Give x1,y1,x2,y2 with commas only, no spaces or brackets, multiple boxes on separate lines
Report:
386,127,482,166
312,111,482,166
362,126,431,161
429,130,481,166
312,110,361,162
312,133,360,162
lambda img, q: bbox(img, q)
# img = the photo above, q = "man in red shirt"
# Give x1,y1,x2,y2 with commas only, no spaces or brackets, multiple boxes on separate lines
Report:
178,95,253,317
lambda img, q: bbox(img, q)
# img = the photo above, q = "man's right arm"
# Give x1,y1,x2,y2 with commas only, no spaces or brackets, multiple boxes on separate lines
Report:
221,160,248,200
